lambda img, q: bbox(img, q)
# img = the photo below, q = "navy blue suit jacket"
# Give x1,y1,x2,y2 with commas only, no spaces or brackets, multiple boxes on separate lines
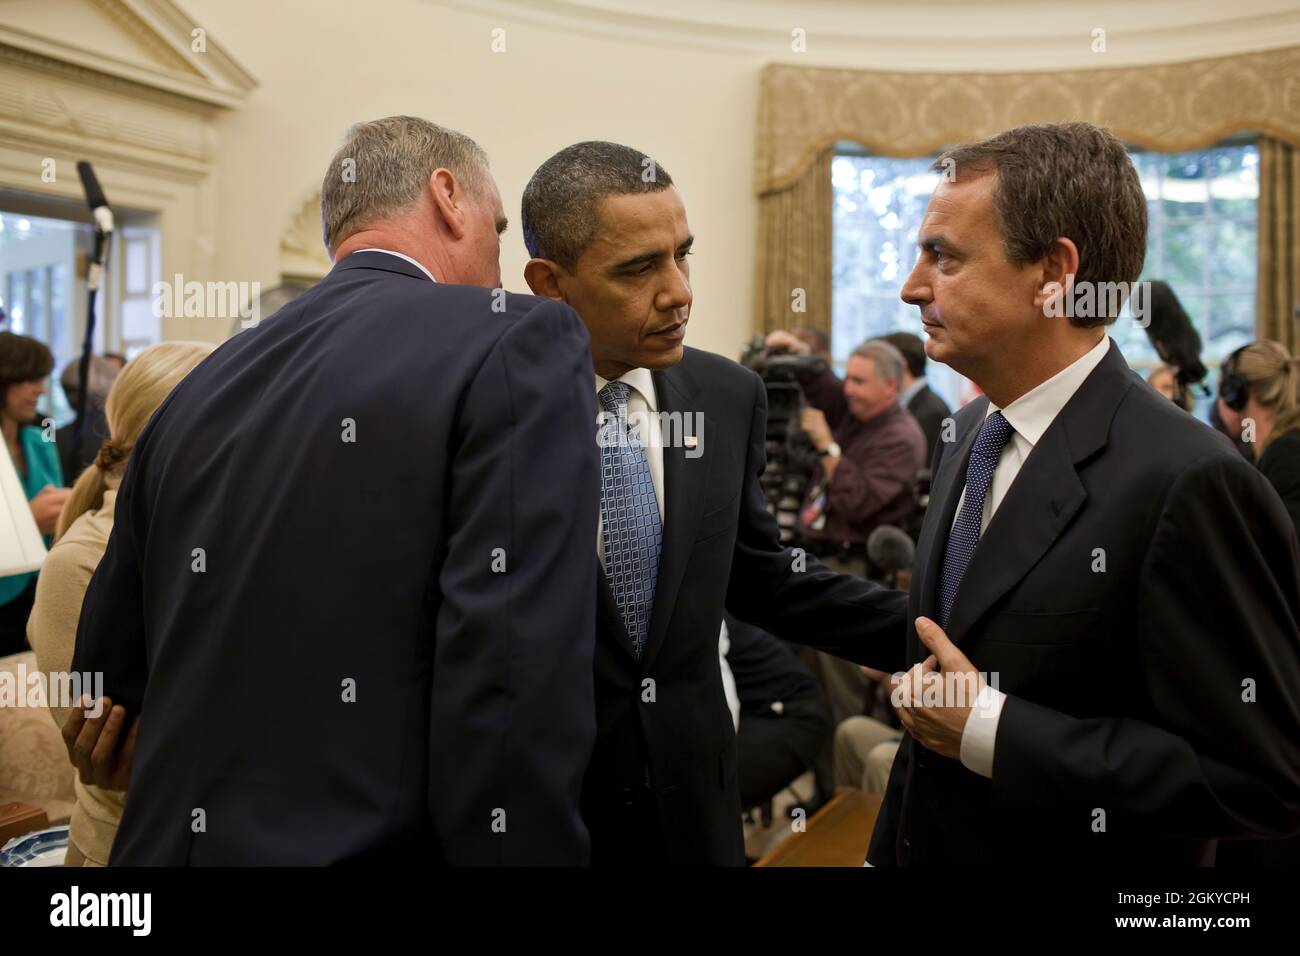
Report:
73,252,600,865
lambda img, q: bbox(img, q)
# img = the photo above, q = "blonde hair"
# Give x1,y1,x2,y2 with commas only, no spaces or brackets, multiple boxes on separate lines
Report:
55,342,213,542
1235,340,1300,455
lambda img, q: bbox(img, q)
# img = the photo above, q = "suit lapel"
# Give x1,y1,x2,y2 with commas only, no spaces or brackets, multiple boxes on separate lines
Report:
943,425,1086,640
641,362,709,672
941,340,1135,641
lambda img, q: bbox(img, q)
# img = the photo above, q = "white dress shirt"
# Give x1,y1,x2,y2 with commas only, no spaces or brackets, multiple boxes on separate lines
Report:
355,248,437,282
594,367,665,562
956,334,1112,778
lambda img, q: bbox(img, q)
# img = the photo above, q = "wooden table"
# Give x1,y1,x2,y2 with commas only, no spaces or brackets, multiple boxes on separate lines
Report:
754,789,882,867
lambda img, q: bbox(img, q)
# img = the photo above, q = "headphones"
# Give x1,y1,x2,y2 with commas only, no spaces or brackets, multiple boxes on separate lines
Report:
1218,345,1249,412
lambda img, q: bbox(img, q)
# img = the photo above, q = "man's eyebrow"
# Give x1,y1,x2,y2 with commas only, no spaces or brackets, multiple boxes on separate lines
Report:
496,217,509,235
613,236,695,271
612,249,661,270
919,233,956,253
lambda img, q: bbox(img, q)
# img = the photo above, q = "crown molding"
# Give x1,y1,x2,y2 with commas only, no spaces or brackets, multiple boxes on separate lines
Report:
0,0,255,112
438,0,1300,71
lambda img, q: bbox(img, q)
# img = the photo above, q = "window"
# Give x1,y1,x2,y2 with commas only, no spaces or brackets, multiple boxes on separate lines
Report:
831,141,1260,413
1123,143,1258,375
831,150,963,409
0,208,163,424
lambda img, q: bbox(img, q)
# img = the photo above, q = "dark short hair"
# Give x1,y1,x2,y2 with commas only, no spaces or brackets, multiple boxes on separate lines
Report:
522,142,673,268
0,331,54,394
876,331,926,378
792,326,830,357
933,123,1148,327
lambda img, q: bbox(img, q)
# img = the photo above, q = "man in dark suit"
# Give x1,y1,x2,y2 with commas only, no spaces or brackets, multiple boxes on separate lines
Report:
70,116,600,864
521,142,908,866
876,331,951,467
870,122,1300,865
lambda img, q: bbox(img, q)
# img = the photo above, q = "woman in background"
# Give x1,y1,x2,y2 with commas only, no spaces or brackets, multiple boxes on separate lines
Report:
1146,364,1193,412
0,331,67,655
28,341,213,866
1216,340,1300,537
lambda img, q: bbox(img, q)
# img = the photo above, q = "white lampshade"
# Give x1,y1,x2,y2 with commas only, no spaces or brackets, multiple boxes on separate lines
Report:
0,444,46,576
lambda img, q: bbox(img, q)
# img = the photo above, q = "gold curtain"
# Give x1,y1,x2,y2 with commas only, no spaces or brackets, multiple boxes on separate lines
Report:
753,46,1300,336
754,145,834,337
1258,137,1300,352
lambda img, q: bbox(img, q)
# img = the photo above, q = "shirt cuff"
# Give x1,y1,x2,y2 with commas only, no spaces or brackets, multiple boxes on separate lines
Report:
959,682,1007,778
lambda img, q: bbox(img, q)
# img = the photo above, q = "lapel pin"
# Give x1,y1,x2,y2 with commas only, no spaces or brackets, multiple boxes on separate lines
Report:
684,436,698,449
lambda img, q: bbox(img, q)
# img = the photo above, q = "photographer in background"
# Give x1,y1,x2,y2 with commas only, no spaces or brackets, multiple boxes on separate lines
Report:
790,326,831,362
764,331,925,575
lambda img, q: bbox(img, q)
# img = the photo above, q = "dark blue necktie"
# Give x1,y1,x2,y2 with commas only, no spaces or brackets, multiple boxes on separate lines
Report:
937,410,1014,629
598,381,662,660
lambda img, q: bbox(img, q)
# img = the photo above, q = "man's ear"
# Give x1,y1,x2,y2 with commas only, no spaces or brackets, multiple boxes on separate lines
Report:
1033,236,1081,313
428,168,466,240
524,258,566,300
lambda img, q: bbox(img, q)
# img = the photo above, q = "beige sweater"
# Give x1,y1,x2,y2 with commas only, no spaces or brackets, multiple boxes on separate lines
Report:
27,477,125,867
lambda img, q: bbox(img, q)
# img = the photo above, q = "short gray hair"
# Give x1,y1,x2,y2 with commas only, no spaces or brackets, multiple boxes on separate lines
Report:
522,141,673,268
320,116,490,254
851,340,905,386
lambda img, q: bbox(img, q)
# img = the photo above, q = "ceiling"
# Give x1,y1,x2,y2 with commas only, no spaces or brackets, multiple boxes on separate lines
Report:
437,0,1300,71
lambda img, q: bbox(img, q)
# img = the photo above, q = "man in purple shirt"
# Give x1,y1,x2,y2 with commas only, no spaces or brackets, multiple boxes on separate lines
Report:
766,331,925,570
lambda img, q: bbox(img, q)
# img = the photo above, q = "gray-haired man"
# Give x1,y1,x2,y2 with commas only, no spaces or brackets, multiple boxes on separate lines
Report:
70,116,601,865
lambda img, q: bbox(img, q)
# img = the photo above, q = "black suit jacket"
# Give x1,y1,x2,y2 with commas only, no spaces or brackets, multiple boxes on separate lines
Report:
1259,430,1300,538
906,383,951,468
72,252,601,865
584,347,908,866
868,340,1300,865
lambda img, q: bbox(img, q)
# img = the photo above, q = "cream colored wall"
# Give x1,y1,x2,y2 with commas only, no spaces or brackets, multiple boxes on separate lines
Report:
179,0,761,358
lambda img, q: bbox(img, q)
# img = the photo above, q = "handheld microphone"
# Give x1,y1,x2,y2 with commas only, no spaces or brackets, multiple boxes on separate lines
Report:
867,525,916,576
76,160,115,234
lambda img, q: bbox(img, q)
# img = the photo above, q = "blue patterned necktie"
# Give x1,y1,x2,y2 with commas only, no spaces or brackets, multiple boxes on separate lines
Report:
598,381,662,660
936,410,1014,629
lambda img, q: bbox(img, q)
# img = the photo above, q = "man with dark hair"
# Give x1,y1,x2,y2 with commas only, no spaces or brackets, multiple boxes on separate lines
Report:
791,326,830,360
873,122,1300,865
875,330,951,466
55,355,117,484
522,142,907,866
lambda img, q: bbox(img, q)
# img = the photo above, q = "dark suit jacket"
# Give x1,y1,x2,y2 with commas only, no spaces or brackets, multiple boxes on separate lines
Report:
584,347,908,866
1259,430,1300,539
72,252,601,865
56,407,108,486
868,340,1300,866
906,383,952,468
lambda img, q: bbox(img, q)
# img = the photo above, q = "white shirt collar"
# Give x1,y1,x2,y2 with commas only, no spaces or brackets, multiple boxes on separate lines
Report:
595,366,659,412
354,248,437,282
989,335,1111,447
